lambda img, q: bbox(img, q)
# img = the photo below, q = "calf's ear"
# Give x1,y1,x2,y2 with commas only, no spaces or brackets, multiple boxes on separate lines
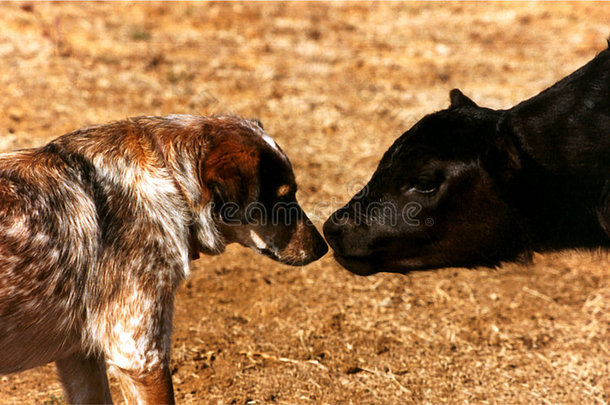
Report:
449,89,478,109
483,116,522,185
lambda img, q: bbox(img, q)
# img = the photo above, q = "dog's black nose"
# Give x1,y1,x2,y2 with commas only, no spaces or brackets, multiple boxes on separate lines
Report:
313,228,329,258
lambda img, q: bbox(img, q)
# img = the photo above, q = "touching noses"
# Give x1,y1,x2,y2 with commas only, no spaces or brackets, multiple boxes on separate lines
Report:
323,219,342,248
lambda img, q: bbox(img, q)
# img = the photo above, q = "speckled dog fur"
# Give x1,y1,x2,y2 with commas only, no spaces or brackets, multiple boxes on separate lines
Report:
0,115,327,404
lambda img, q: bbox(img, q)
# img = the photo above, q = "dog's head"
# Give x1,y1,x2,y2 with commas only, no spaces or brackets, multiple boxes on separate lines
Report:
188,116,327,266
324,90,525,275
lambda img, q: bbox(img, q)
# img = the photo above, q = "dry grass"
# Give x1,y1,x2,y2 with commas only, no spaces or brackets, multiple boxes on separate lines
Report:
1,2,609,404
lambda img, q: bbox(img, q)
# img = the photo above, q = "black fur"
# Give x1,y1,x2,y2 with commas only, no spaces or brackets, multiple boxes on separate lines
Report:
324,45,610,275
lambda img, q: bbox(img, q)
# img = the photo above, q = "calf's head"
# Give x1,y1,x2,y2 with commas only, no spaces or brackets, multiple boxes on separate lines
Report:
198,118,328,266
324,90,525,275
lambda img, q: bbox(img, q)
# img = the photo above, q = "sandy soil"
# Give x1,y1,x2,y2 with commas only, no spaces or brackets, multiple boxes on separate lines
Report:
1,2,609,404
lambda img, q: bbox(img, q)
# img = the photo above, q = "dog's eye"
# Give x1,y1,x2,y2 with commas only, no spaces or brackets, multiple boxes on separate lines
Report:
276,184,292,198
405,178,441,195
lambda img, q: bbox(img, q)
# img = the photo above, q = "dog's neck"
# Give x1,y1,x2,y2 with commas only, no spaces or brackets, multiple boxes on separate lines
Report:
149,134,202,260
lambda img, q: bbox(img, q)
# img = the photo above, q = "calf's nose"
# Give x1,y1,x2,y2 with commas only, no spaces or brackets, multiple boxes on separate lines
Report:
323,218,343,250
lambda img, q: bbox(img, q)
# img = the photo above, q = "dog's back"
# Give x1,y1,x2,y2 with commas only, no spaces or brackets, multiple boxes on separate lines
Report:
0,119,189,374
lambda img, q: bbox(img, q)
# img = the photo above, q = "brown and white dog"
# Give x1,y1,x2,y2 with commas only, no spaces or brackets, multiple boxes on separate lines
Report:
0,115,327,404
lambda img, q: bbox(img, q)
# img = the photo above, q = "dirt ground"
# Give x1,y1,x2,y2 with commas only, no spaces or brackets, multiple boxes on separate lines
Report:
1,2,610,404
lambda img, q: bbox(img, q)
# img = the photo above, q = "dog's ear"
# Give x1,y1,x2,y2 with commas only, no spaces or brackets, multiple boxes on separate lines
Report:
449,89,478,109
200,140,259,211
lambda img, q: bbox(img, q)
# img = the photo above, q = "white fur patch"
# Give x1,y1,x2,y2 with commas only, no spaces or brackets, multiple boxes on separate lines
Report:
195,203,224,255
3,215,29,239
239,119,288,161
165,114,200,126
261,133,280,152
89,286,161,373
249,230,267,250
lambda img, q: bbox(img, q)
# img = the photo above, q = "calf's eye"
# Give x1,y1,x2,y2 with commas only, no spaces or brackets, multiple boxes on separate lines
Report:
406,178,441,195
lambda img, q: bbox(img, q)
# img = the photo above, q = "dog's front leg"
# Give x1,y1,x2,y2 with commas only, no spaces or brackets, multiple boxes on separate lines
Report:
56,351,112,404
112,359,175,405
94,291,176,405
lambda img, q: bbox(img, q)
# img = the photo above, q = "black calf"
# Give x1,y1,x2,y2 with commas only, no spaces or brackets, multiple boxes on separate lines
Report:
324,43,610,275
